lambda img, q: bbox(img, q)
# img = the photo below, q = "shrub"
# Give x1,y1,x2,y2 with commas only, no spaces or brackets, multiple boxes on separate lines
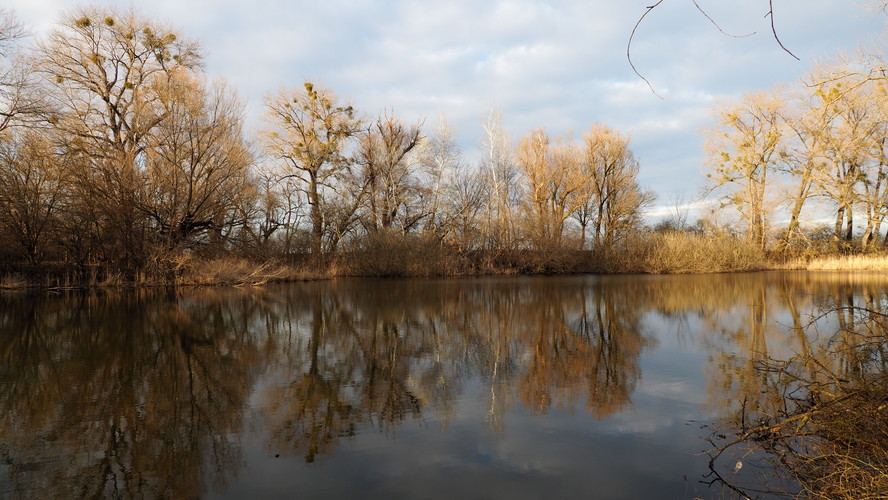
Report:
343,229,466,277
591,231,765,274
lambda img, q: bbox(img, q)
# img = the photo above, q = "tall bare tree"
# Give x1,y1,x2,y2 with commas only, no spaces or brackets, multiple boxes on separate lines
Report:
775,84,833,251
852,81,888,249
581,124,653,247
140,70,253,252
39,7,202,268
262,82,360,260
357,111,423,232
480,109,518,250
419,114,462,236
516,129,585,246
812,78,881,245
705,92,784,250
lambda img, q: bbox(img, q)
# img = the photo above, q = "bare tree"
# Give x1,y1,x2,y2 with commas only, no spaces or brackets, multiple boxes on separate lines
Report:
0,9,42,132
811,78,881,246
441,165,487,252
418,113,463,236
479,109,518,250
357,111,423,232
774,84,833,252
852,83,888,249
0,129,67,265
705,92,784,250
516,129,585,247
581,124,653,247
39,7,202,268
140,71,253,252
262,81,361,260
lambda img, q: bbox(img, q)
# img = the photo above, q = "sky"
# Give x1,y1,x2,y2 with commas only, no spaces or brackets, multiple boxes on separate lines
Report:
5,0,887,217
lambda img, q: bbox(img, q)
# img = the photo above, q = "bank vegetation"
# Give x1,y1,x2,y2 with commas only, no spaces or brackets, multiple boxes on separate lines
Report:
706,294,888,499
2,5,888,288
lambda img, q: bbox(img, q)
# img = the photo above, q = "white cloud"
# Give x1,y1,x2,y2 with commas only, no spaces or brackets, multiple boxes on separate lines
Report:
3,0,885,203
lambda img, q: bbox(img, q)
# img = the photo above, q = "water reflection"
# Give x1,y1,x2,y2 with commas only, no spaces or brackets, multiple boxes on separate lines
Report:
0,272,886,498
700,276,888,497
0,289,265,498
256,278,647,462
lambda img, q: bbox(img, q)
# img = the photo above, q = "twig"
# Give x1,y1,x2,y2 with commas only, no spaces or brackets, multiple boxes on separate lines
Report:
693,0,755,38
627,1,666,99
767,0,800,61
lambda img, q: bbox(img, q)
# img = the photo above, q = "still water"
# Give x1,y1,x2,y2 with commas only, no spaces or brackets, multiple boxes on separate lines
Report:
0,272,883,499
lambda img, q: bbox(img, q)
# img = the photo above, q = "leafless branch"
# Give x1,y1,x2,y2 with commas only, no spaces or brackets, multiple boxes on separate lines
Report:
693,0,755,38
626,1,666,99
629,1,805,96
0,9,25,52
767,0,800,60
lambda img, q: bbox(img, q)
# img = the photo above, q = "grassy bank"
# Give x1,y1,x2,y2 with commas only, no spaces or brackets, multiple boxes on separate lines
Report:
0,257,328,290
0,230,775,290
13,231,888,291
774,254,888,271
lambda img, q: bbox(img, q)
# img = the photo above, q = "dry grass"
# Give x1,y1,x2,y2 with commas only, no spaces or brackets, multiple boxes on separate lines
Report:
0,274,27,289
778,254,888,271
593,231,765,274
644,231,765,273
174,256,295,286
342,230,468,277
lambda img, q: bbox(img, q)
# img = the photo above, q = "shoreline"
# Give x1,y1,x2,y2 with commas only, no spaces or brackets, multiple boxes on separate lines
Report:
4,253,888,291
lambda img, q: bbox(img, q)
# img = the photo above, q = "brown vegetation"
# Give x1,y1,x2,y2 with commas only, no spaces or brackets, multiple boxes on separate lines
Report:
776,254,888,271
704,47,888,255
0,7,680,288
2,5,887,290
705,294,888,499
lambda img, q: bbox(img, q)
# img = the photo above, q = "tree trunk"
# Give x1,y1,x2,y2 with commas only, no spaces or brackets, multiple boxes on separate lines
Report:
308,173,323,261
777,172,813,252
834,206,845,242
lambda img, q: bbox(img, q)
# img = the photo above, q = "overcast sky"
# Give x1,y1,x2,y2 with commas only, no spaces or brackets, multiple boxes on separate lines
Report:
6,1,886,215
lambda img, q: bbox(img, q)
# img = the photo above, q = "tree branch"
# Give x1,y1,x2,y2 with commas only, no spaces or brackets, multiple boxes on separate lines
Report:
767,0,800,61
627,1,666,99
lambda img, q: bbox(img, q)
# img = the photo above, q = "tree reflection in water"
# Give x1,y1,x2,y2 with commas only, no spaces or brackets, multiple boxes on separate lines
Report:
0,289,266,498
702,275,888,499
1,273,886,498
257,278,647,459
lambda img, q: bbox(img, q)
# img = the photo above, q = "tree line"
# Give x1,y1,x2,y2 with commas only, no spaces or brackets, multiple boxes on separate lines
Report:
0,6,652,282
704,47,888,254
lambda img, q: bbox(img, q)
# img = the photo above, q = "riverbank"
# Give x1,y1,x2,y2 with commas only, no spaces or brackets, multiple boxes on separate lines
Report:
773,254,888,271
4,233,888,290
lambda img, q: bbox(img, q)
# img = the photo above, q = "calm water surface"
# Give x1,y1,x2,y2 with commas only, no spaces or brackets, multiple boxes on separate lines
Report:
0,272,883,499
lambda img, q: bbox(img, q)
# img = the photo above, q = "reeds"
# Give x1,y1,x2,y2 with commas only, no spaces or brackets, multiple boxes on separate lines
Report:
342,230,467,277
779,254,888,271
174,256,293,286
2,231,865,290
593,231,765,274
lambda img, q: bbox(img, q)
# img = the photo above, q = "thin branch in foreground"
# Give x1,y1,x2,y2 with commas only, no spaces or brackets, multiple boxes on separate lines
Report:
626,0,666,99
767,0,800,60
693,0,756,38
629,1,803,97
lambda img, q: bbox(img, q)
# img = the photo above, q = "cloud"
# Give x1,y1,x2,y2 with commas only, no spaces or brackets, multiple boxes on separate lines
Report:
4,0,885,206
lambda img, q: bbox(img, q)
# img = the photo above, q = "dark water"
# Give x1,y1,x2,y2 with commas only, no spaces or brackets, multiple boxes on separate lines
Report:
0,272,883,499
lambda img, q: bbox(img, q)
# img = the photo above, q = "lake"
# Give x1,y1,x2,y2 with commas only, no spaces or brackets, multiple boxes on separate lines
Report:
0,272,883,499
